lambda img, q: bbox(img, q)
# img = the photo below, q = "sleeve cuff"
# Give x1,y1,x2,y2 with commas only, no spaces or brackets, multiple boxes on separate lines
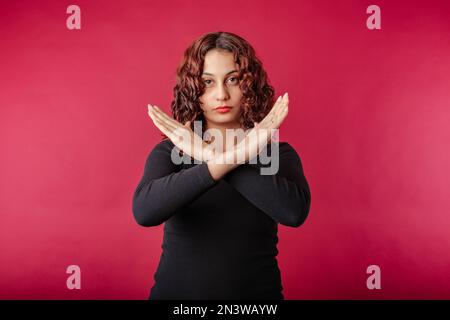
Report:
196,163,217,188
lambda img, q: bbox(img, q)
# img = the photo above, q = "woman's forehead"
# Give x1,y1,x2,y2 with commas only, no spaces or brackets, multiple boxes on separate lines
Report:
203,50,237,72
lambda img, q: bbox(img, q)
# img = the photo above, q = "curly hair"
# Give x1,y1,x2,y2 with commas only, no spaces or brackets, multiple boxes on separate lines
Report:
160,31,275,141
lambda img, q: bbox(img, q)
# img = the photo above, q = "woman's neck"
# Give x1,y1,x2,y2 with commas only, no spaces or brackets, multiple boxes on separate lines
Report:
204,122,246,152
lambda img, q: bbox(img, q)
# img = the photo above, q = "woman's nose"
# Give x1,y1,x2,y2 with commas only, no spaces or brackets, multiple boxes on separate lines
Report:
215,83,229,101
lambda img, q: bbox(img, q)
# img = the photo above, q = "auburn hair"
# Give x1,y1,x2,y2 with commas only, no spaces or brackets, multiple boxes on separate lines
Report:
160,31,275,140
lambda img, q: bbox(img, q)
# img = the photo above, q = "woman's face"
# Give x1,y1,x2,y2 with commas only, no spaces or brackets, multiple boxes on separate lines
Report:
199,49,243,129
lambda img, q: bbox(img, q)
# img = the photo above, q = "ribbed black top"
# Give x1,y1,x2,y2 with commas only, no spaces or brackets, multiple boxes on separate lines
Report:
132,139,311,300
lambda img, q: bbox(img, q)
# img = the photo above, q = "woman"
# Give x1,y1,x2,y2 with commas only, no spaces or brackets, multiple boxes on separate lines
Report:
132,31,311,300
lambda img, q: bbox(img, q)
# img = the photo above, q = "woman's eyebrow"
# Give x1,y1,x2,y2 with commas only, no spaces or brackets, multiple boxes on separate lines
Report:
202,70,238,76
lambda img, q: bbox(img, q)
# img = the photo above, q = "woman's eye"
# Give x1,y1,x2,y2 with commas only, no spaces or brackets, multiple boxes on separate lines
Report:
203,77,238,86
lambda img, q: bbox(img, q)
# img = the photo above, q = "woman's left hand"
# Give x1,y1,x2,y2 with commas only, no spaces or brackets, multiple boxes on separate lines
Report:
221,92,289,165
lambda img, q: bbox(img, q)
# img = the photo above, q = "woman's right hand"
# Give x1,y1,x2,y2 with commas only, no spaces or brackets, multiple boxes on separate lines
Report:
147,104,214,163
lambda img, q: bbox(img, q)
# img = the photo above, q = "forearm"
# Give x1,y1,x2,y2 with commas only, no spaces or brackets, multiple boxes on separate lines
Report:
206,161,239,181
205,144,250,181
224,164,311,227
222,142,311,227
133,163,217,226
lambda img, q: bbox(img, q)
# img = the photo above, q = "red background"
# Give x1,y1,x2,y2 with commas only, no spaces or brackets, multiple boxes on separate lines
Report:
1,0,450,299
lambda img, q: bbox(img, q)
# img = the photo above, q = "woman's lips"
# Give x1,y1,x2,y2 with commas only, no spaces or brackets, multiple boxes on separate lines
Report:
214,106,233,113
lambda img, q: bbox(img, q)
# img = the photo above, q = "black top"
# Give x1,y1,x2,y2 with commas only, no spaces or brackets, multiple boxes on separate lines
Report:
132,138,311,300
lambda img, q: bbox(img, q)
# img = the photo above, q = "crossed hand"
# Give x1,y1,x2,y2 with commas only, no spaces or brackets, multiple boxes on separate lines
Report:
147,93,289,165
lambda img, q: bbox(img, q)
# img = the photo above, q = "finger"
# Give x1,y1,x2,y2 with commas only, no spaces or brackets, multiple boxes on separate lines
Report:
149,111,172,134
152,110,192,147
259,105,276,127
148,105,175,128
253,93,286,130
275,94,286,110
275,93,289,119
147,105,158,121
260,111,276,129
156,120,179,144
152,106,182,129
148,106,169,129
148,107,176,135
260,95,284,127
282,93,289,111
279,93,288,111
264,96,281,120
274,104,289,129
152,116,172,137
148,104,159,118
270,95,283,114
152,105,173,122
147,104,156,119
277,96,288,118
265,107,287,130
281,94,289,117
150,106,178,131
150,108,194,151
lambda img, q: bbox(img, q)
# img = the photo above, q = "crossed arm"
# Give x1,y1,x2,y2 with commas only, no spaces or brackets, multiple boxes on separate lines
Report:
146,93,289,181
133,93,310,227
132,140,311,228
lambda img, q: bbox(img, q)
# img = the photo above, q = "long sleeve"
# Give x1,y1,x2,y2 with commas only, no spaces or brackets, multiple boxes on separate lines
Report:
223,142,311,228
132,139,217,227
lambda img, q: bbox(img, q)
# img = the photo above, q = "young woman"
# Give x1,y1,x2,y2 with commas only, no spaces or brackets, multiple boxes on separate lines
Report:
132,31,311,300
